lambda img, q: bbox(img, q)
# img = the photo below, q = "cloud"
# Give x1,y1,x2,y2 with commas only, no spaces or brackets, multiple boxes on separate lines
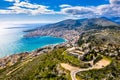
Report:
60,0,120,18
5,0,20,3
61,6,95,15
96,0,120,17
4,0,14,2
60,6,99,18
1,0,120,18
59,4,72,8
97,4,120,17
0,10,12,14
110,0,120,5
13,1,47,9
0,0,55,15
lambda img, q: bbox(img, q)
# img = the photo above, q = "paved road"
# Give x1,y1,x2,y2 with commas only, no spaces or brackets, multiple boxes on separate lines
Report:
70,68,93,80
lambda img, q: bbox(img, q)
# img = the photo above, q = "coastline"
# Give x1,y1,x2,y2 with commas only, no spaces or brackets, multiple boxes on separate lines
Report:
0,36,69,69
0,26,80,69
0,35,66,58
0,36,67,59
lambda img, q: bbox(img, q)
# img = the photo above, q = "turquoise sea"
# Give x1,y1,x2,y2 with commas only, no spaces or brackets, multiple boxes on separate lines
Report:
0,24,65,58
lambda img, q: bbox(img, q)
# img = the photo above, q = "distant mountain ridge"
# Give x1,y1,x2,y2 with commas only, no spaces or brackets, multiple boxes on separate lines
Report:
24,17,120,32
24,17,120,44
38,17,119,30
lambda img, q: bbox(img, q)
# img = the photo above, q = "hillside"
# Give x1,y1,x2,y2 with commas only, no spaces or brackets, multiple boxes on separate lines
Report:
0,47,70,80
76,29,120,80
24,17,120,45
25,17,119,31
0,18,120,80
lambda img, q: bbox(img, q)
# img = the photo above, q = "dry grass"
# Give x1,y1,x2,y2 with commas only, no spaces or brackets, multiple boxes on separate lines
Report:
60,63,80,71
93,58,111,69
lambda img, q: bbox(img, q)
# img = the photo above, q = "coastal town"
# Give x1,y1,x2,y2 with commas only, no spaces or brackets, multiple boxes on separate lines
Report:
0,18,120,80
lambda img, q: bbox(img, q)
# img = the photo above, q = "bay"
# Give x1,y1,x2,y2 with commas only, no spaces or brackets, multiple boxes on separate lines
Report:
0,23,65,58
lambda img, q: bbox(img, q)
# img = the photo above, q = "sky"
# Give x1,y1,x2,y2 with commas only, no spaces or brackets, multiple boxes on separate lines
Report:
0,0,120,24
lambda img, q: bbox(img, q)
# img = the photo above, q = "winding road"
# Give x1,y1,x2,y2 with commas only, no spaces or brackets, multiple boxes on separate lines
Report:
71,68,93,80
61,47,111,80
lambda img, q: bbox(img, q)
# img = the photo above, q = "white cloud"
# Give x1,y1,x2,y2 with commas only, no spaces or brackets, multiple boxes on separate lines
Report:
60,0,120,18
1,0,55,15
110,0,120,5
96,1,120,17
0,10,12,14
61,6,95,15
60,6,99,18
59,4,72,8
13,2,47,9
4,0,14,2
5,0,20,3
1,0,120,18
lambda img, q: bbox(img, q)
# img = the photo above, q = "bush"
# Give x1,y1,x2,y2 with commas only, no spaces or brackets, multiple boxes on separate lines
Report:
93,55,103,64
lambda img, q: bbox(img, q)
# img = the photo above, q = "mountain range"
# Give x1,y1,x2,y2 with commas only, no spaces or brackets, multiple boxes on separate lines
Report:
26,17,119,31
24,17,120,44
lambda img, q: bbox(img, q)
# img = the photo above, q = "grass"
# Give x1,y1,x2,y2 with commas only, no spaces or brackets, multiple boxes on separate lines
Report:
63,51,81,67
0,48,69,80
76,58,120,80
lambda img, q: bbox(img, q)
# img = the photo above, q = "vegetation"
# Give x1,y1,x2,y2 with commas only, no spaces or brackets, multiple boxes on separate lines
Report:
93,55,103,64
0,48,70,80
76,27,120,80
63,51,81,67
77,59,120,80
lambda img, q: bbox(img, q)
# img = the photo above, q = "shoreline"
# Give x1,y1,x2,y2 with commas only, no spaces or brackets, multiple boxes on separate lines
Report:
0,28,79,69
0,36,67,58
0,36,70,69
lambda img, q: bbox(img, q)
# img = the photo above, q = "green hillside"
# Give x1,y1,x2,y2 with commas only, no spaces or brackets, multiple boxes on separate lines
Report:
0,48,69,80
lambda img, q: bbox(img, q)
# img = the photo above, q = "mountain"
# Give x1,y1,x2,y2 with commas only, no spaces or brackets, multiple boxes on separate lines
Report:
24,17,120,44
25,17,119,32
36,17,119,30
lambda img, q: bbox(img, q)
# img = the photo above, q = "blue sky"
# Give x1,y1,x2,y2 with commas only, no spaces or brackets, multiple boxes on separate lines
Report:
0,0,120,23
0,0,109,10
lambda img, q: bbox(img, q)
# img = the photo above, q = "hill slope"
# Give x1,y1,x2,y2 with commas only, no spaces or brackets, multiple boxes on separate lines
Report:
24,17,120,44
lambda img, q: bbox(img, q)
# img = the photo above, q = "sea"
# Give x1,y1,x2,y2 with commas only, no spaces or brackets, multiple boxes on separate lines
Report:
0,23,65,58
